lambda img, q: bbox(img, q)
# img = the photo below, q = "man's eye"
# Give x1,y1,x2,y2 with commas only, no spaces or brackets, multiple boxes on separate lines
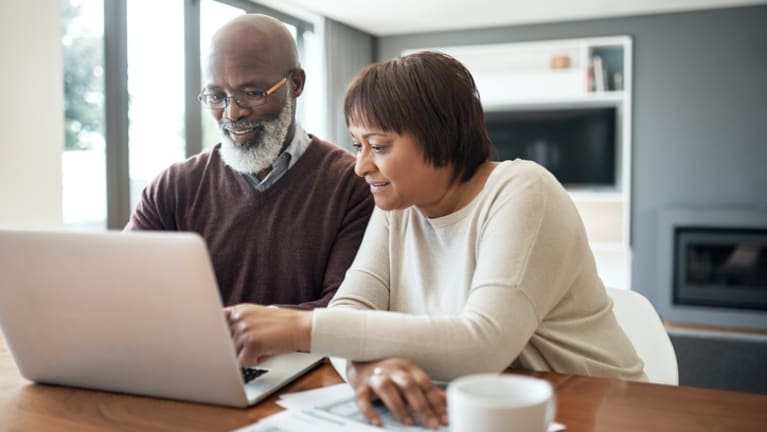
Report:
243,90,264,98
207,94,225,102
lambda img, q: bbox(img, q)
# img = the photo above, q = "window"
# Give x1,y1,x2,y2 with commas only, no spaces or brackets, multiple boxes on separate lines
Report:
127,1,186,212
61,0,320,230
61,0,106,230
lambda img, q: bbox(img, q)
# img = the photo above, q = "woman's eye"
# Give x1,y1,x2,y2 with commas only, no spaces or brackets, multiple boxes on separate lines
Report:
351,142,362,152
370,145,385,154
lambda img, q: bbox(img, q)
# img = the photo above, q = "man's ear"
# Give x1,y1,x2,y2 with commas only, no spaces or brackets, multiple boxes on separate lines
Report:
289,68,306,98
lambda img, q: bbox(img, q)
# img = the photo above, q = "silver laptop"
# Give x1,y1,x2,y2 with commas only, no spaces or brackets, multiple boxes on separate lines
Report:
0,229,322,407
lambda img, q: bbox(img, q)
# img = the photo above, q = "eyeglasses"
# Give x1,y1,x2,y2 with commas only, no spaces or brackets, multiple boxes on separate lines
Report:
198,72,292,110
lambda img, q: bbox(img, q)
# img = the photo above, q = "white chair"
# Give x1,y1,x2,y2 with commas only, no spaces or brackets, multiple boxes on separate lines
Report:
606,288,679,385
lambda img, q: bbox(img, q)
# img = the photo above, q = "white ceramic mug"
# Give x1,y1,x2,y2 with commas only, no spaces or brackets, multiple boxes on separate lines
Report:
447,374,556,432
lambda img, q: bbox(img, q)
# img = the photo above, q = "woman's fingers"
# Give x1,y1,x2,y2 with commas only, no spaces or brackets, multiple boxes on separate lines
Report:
226,305,273,365
369,370,414,425
425,386,448,425
390,370,442,428
223,306,237,337
233,327,266,366
222,303,313,365
347,358,448,429
354,383,383,427
410,367,448,425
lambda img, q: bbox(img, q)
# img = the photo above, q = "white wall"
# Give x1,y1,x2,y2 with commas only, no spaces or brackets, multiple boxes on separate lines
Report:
0,0,63,229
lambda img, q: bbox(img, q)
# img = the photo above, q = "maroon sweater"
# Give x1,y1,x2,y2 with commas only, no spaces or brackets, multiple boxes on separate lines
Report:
126,137,373,309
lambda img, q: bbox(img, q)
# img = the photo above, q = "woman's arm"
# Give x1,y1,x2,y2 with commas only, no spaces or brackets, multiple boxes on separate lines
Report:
312,167,583,380
227,166,585,380
326,207,392,311
225,208,393,364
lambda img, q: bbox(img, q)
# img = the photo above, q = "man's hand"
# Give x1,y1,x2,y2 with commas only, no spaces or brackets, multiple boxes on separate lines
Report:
223,304,312,366
347,358,448,429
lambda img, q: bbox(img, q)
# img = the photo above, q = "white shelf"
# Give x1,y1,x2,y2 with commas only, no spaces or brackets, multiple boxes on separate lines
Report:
405,36,633,256
485,91,626,111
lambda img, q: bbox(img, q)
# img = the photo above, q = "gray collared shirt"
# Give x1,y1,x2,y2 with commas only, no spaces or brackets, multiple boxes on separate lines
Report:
242,126,311,191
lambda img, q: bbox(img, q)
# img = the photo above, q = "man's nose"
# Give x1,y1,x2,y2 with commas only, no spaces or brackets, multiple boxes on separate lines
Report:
224,98,250,121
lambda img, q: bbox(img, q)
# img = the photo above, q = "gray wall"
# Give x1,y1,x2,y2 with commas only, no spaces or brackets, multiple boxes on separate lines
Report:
377,5,767,310
324,18,375,151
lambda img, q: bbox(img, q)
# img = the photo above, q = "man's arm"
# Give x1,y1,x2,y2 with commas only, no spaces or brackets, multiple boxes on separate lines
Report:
291,176,374,310
124,168,178,231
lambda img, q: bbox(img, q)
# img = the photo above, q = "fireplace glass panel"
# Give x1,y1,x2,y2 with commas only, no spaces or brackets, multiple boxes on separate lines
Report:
674,228,767,311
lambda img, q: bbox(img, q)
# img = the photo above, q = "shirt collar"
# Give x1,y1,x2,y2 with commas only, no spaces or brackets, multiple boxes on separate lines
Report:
243,125,311,191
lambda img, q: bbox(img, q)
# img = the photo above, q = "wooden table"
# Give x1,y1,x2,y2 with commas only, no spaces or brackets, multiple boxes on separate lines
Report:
2,335,767,431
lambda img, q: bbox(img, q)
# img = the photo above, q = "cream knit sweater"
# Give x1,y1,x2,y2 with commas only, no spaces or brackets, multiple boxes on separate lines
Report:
311,160,646,382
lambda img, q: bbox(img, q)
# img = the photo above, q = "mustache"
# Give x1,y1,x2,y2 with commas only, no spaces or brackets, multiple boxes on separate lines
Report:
219,120,265,131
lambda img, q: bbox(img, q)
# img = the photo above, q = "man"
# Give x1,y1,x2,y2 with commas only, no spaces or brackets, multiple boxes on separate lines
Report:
126,14,373,309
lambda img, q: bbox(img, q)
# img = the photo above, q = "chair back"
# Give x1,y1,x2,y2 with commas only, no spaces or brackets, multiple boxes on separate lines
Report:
606,288,679,385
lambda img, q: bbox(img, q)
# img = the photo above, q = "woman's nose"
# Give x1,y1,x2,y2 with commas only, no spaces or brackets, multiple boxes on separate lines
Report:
354,147,374,178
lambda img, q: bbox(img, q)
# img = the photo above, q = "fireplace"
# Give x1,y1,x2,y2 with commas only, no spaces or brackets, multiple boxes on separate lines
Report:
674,227,767,311
657,208,767,330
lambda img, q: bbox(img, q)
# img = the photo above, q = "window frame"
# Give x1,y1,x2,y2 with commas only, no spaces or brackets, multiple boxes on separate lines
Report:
101,0,313,229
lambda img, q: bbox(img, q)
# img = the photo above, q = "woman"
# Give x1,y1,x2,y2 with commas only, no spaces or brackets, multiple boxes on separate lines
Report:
226,51,645,429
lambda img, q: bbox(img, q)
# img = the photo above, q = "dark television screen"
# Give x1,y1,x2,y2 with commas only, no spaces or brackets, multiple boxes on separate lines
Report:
485,107,617,187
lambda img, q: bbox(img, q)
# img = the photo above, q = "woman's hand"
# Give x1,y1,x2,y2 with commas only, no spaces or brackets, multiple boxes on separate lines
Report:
223,304,312,366
347,358,448,429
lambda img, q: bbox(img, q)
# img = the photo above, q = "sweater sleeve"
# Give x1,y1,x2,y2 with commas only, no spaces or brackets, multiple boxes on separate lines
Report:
324,207,392,311
292,172,375,310
311,166,584,381
124,166,179,231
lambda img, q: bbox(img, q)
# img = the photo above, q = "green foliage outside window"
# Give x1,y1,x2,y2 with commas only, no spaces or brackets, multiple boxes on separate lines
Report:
61,0,103,151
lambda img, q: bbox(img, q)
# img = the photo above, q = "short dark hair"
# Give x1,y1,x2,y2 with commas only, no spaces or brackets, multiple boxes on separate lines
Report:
344,51,494,183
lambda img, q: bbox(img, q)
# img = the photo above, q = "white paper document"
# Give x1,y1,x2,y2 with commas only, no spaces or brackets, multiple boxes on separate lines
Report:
233,408,378,432
234,384,565,432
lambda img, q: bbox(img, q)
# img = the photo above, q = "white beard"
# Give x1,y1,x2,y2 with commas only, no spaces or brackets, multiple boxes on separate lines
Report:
218,95,294,175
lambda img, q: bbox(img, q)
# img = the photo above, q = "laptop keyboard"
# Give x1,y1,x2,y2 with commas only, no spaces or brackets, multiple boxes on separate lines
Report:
241,367,268,383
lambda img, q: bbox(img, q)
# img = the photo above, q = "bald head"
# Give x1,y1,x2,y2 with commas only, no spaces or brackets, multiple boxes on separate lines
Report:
203,14,306,175
208,14,299,77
